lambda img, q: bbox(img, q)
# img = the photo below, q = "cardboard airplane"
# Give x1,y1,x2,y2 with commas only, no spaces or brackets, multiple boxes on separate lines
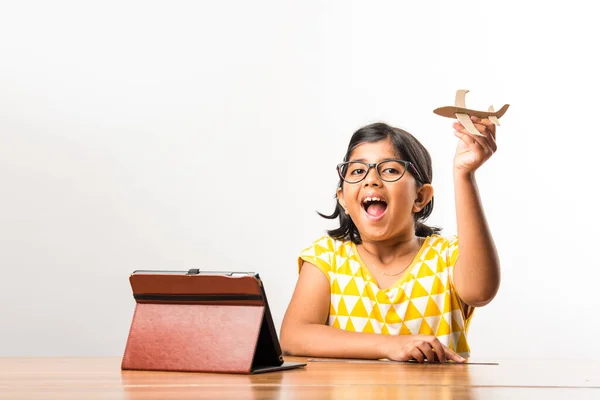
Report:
433,89,509,137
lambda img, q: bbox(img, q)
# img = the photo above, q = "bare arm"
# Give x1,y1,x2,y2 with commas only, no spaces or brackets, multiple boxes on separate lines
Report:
280,262,464,362
280,262,389,359
452,116,501,307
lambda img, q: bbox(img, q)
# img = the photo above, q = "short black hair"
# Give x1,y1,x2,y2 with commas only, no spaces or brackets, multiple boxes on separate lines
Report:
319,122,440,243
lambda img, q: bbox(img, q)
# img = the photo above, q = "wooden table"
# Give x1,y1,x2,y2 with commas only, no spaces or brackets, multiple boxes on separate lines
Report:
1,357,598,399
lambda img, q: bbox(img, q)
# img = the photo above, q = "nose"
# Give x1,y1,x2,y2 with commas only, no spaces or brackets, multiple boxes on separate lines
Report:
363,165,381,187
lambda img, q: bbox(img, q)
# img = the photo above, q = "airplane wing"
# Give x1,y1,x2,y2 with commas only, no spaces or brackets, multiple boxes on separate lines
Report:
455,112,485,137
455,89,469,108
488,106,500,126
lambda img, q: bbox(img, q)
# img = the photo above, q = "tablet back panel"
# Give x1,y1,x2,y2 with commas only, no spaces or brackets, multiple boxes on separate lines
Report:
121,273,266,374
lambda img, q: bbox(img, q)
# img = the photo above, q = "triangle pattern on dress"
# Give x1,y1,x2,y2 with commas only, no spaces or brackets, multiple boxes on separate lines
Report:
350,317,369,333
343,295,359,316
405,319,422,335
411,280,429,299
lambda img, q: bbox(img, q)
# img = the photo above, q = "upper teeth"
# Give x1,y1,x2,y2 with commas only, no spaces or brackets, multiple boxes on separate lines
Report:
363,197,382,204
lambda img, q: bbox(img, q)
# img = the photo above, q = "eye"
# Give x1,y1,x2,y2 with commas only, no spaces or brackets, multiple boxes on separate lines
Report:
378,161,406,179
351,168,366,175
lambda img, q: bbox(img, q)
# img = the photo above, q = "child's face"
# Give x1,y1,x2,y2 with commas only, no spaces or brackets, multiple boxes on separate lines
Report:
337,138,430,242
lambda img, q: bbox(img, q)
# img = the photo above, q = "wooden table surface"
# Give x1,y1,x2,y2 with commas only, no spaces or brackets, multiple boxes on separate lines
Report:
1,357,599,399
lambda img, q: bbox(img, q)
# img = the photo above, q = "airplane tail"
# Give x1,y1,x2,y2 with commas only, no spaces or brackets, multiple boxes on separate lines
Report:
488,106,500,126
495,104,510,119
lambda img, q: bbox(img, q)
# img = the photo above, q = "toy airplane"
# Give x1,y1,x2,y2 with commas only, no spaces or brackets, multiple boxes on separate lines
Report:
433,89,509,137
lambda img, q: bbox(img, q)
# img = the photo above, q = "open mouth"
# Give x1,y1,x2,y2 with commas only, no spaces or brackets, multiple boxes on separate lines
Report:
362,197,388,218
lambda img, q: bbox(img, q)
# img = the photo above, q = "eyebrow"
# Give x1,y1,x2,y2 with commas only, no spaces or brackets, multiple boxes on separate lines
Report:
348,157,399,163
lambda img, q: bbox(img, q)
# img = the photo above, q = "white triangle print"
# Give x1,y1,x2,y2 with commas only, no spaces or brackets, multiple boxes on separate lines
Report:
411,296,429,316
392,301,409,321
425,316,441,332
377,303,391,319
317,237,331,248
443,312,452,326
350,317,368,332
336,275,352,292
343,295,359,315
452,310,464,328
408,261,421,274
369,281,380,293
431,293,445,313
330,294,341,313
405,319,422,335
304,247,316,257
337,316,349,330
436,270,449,281
437,334,451,347
349,259,361,274
317,253,330,264
386,323,402,335
370,319,382,334
336,255,347,268
361,297,374,316
328,315,336,326
328,271,336,282
403,280,415,298
424,256,438,272
354,277,366,295
386,287,399,301
346,245,354,257
418,276,435,293
451,332,461,348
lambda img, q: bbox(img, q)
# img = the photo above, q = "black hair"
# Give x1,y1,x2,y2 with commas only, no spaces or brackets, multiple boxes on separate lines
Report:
318,122,441,243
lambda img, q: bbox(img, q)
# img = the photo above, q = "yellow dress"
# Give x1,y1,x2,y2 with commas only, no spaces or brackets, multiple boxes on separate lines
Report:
298,234,474,357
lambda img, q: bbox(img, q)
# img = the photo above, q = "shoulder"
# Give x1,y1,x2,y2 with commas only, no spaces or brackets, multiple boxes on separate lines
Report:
425,234,459,250
299,235,352,262
423,234,460,264
298,236,353,276
300,235,348,253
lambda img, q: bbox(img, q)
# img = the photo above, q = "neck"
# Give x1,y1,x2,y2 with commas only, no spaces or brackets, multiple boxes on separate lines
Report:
360,234,422,266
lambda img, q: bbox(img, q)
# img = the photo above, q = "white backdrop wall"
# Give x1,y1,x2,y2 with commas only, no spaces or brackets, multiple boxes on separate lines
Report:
1,0,598,360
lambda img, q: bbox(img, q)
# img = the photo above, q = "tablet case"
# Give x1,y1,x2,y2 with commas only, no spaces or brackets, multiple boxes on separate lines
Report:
121,270,306,374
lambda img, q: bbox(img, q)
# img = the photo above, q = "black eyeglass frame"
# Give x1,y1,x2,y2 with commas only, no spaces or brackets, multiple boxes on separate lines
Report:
336,159,424,184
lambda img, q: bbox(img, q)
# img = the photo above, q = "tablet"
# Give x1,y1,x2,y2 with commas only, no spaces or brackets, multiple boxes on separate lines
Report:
121,269,306,374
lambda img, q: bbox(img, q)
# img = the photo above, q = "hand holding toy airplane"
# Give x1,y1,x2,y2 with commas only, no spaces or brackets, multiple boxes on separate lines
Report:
433,90,509,137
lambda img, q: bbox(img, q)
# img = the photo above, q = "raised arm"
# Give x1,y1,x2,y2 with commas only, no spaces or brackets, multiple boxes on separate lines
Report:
280,262,464,363
451,116,501,307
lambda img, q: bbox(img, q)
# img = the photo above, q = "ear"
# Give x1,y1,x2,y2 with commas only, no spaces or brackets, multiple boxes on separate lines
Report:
336,187,348,214
412,184,434,213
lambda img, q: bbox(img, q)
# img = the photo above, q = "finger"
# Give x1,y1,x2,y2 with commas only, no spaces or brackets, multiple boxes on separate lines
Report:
453,122,493,137
454,131,475,148
443,345,466,363
486,130,498,153
455,127,493,155
463,125,497,153
411,348,425,364
471,117,496,145
417,343,436,363
469,118,497,151
454,120,487,136
470,131,495,155
472,116,496,139
429,338,446,363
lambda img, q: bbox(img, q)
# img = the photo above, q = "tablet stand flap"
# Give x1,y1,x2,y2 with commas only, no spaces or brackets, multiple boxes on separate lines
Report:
121,302,265,374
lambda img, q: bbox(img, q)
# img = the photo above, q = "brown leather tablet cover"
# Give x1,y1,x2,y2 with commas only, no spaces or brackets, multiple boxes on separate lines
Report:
121,274,266,374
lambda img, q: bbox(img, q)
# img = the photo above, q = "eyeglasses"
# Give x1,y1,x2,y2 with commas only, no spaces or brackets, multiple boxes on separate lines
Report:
336,159,423,184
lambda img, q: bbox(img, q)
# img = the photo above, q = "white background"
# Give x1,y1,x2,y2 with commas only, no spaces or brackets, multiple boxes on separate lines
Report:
1,0,598,360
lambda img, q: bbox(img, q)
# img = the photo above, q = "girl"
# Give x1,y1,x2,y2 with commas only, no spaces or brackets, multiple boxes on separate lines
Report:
281,118,500,363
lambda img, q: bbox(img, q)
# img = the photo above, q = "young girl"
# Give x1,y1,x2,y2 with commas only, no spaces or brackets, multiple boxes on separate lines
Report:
280,117,500,363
